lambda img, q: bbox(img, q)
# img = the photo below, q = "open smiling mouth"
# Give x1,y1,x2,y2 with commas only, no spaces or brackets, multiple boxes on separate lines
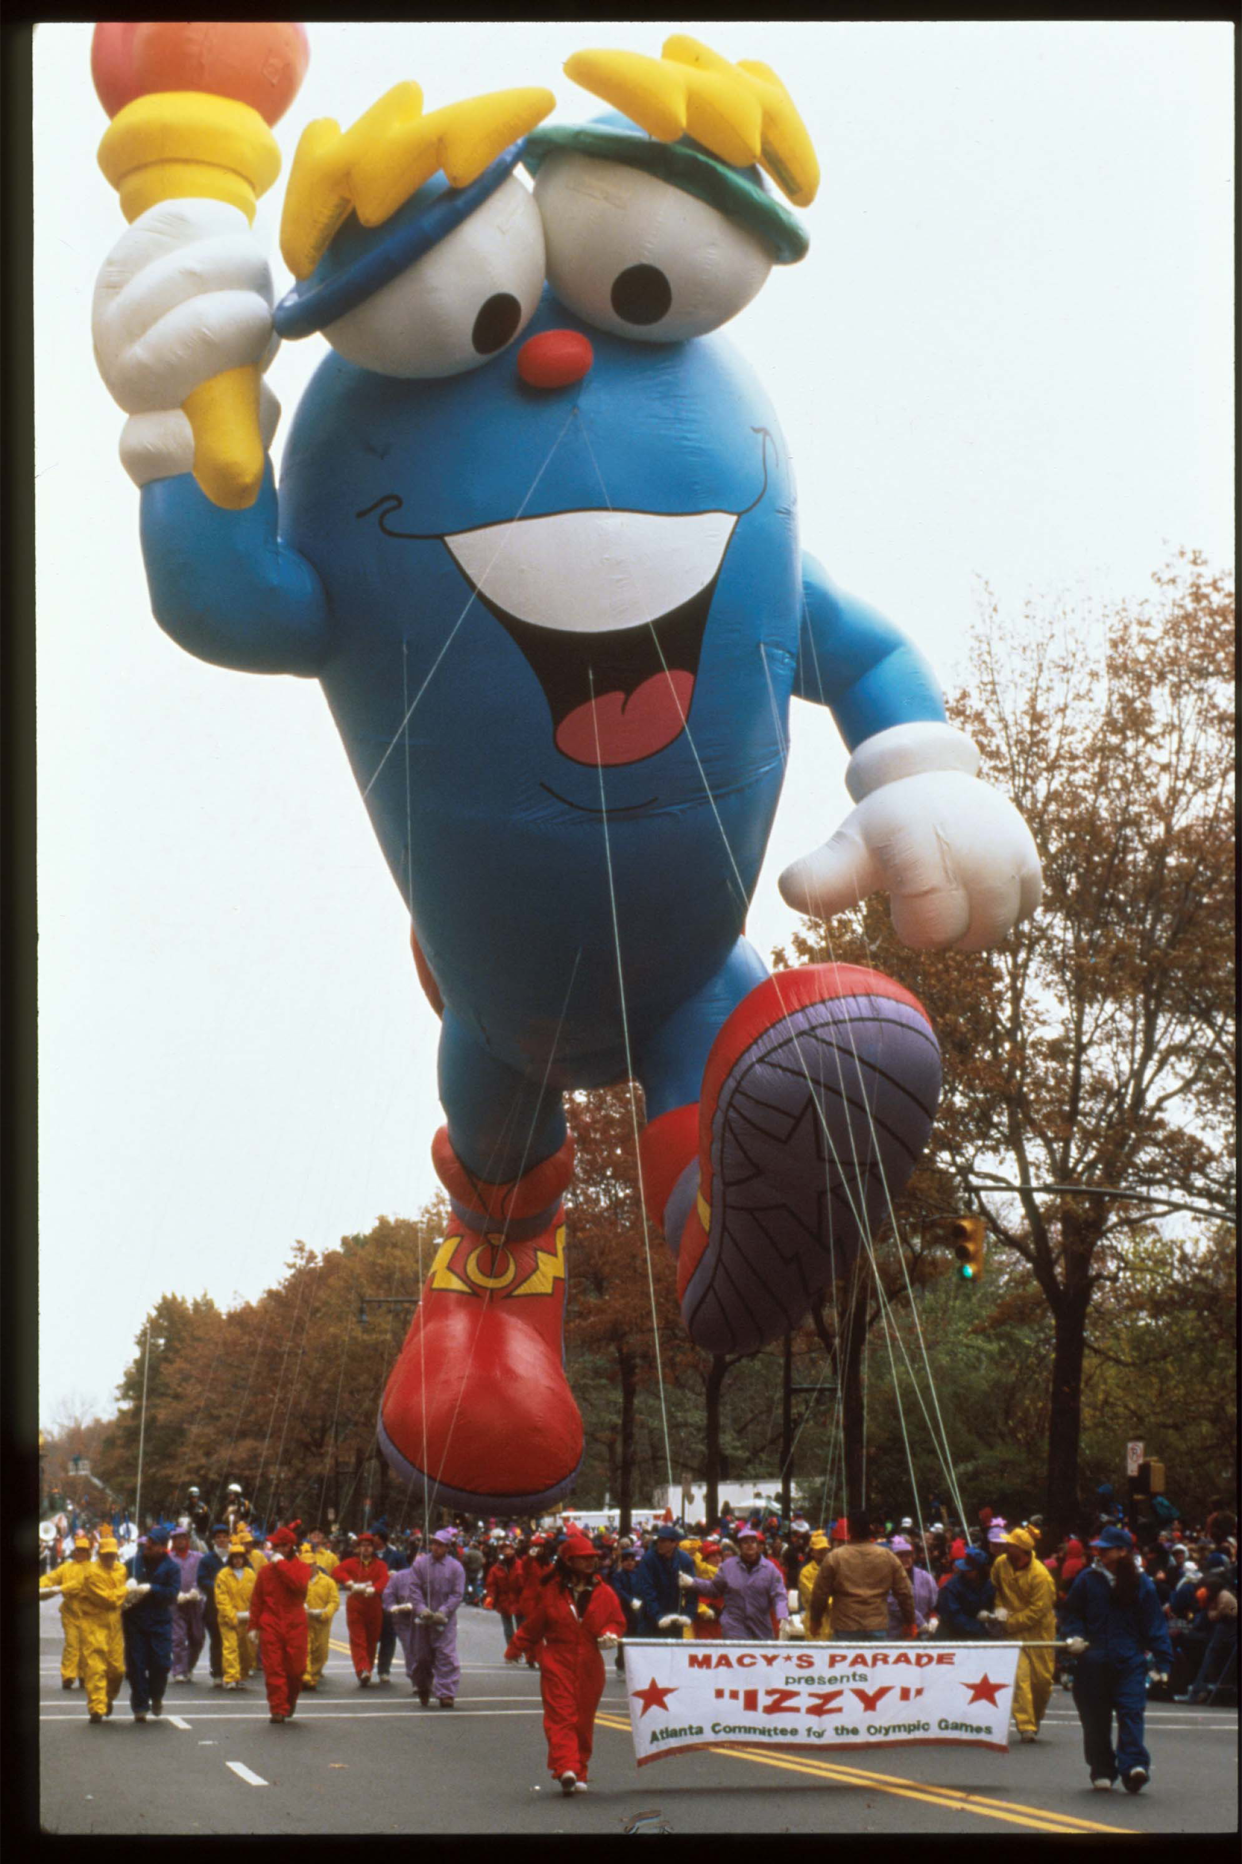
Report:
442,508,737,767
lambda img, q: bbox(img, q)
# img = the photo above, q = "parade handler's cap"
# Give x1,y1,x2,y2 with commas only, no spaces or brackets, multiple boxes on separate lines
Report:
275,79,556,339
1091,1526,1134,1551
270,1527,297,1550
560,1534,598,1559
211,1523,229,1537
1002,1528,1038,1555
171,1525,190,1539
524,35,817,267
228,1538,249,1556
433,1528,457,1545
954,1548,990,1573
890,1536,913,1553
736,1526,761,1541
98,1537,119,1555
809,1532,829,1551
145,1526,170,1547
357,1532,377,1545
655,1523,684,1542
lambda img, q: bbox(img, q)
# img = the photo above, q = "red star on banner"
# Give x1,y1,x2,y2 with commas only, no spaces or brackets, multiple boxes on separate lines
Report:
961,1673,1009,1707
632,1676,678,1717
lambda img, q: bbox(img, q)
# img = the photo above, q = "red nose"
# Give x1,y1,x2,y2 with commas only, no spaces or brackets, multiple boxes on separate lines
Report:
517,329,594,389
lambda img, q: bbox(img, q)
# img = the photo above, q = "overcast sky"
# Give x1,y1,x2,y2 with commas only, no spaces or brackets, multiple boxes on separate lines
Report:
34,21,1233,1430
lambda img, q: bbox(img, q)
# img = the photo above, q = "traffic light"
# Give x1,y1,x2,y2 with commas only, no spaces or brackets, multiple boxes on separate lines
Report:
950,1216,986,1283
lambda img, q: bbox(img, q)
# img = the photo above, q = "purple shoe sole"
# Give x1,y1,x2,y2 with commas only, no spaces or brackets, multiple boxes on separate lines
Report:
681,991,941,1353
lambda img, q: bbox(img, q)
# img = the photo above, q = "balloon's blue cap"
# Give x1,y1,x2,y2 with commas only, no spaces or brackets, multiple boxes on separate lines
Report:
274,141,526,341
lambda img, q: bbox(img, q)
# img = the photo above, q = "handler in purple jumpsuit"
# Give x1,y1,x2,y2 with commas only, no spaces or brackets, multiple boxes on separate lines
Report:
409,1528,466,1708
168,1525,206,1681
886,1536,939,1635
684,1525,790,1637
381,1561,421,1691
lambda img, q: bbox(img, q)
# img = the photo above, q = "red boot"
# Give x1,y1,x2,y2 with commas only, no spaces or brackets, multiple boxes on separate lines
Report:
639,965,941,1355
377,1131,583,1512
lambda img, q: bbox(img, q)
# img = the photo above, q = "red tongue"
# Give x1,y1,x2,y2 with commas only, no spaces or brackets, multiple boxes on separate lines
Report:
555,671,695,767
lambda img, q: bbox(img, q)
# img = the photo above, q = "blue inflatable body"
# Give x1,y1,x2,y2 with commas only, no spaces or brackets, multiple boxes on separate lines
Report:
140,287,944,1175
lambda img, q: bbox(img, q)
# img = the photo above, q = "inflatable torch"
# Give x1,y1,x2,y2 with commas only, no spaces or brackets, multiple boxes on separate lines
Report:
92,22,309,510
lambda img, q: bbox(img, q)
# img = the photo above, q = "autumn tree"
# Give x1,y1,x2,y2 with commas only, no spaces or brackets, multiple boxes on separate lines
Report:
563,1086,693,1529
776,554,1235,1537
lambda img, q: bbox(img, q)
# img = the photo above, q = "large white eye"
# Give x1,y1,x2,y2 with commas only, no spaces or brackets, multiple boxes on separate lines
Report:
533,153,772,343
323,175,545,378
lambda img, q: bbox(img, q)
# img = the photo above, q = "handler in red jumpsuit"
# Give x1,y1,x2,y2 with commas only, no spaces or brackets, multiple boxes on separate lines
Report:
332,1533,390,1685
505,1532,626,1796
515,1535,556,1669
248,1526,311,1723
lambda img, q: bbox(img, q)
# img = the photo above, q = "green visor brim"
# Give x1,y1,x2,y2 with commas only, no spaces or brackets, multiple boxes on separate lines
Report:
521,124,810,266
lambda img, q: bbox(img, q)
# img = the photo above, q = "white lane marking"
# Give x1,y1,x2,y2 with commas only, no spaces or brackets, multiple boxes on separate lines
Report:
226,1761,268,1787
198,1740,217,1745
168,1715,191,1729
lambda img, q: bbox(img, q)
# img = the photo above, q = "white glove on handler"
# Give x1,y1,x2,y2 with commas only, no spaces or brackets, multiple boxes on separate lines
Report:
1065,1636,1088,1656
176,1592,189,1605
237,1611,250,1625
597,1633,619,1650
627,1596,643,1613
430,1610,448,1626
657,1615,677,1630
678,1572,697,1591
92,198,281,489
778,1617,805,1641
393,1602,415,1616
43,1586,64,1598
417,1608,437,1625
778,722,1043,952
672,1615,692,1629
993,1606,1009,1623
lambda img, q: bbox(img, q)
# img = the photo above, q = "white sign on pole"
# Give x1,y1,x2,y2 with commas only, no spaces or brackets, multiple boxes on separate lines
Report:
622,1640,1022,1764
1126,1441,1145,1477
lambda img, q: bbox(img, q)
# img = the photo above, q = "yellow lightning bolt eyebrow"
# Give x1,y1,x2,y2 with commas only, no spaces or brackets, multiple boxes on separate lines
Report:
281,81,557,281
562,34,819,209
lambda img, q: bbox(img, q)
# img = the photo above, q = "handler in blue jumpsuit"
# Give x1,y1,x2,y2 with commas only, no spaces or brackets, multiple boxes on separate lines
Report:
635,1526,696,1637
607,1545,643,1671
1061,1525,1174,1795
121,1526,182,1721
936,1548,995,1639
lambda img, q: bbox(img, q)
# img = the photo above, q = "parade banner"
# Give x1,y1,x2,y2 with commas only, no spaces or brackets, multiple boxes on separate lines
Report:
622,1640,1023,1765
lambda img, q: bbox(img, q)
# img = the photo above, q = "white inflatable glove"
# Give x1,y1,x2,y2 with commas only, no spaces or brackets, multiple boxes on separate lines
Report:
1066,1637,1088,1656
778,723,1043,952
92,198,282,490
597,1633,619,1650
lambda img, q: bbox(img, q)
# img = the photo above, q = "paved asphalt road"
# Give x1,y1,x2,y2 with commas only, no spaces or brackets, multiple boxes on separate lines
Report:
38,1600,1237,1836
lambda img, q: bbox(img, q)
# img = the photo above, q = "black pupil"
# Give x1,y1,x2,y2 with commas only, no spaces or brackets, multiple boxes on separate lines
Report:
472,292,521,355
610,264,672,326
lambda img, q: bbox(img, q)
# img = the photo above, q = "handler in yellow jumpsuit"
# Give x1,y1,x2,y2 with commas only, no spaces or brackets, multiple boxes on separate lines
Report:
800,1531,832,1635
40,1532,93,1687
78,1536,129,1723
215,1538,257,1688
300,1541,341,1690
985,1526,1057,1741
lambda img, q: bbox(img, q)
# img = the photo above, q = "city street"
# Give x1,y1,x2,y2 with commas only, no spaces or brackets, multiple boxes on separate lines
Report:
39,1600,1236,1835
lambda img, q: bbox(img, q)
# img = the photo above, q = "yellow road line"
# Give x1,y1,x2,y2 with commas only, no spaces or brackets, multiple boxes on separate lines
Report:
593,1714,1131,1836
